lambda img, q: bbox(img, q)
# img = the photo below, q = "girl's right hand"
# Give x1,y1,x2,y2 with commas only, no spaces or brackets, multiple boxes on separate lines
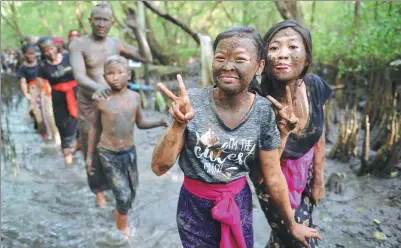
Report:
157,74,194,126
26,93,32,101
289,222,322,247
267,86,299,136
85,157,95,176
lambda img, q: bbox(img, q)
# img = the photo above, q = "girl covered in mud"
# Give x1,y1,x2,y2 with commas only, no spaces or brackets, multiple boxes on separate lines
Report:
36,38,78,165
152,26,321,248
251,20,333,248
17,44,58,142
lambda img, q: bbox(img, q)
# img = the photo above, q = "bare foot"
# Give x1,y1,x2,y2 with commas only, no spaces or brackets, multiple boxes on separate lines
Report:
64,154,73,165
120,227,130,237
96,192,107,207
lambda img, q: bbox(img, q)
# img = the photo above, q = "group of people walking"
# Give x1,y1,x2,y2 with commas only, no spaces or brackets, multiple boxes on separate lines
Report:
17,32,81,164
13,2,332,247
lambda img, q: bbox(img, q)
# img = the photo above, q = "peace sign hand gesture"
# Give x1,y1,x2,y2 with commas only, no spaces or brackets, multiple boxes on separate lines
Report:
267,86,299,136
157,74,195,126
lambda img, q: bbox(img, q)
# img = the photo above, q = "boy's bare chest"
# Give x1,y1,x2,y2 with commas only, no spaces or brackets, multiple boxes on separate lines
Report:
99,98,136,121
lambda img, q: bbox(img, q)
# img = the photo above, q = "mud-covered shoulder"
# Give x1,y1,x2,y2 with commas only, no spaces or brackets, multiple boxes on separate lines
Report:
186,87,210,105
254,93,275,113
68,35,88,52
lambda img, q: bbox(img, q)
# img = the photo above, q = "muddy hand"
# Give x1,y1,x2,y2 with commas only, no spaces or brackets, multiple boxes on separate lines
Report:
290,223,322,247
267,86,298,136
311,182,325,206
85,158,95,176
92,85,111,101
126,7,139,29
157,74,194,125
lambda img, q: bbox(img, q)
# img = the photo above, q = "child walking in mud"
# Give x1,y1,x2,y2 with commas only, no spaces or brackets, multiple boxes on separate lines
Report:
85,55,166,236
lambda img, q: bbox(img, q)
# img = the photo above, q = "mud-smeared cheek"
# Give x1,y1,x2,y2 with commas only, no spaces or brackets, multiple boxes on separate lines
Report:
290,50,306,75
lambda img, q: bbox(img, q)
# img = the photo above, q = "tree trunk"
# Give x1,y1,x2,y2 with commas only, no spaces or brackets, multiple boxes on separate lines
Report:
36,2,53,36
328,107,360,162
57,1,65,35
310,1,316,28
353,0,361,31
74,1,88,35
275,0,305,24
359,115,370,175
143,1,200,45
1,2,24,39
144,10,178,65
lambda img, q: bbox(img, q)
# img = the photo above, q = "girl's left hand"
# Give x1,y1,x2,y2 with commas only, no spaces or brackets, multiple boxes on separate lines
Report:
311,181,325,206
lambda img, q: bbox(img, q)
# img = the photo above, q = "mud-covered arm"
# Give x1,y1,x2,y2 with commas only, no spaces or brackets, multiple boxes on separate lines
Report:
69,40,100,94
314,105,326,183
135,93,165,129
20,78,31,99
278,134,289,157
87,104,102,160
151,121,185,176
119,22,152,63
35,77,45,92
259,149,296,229
313,133,325,184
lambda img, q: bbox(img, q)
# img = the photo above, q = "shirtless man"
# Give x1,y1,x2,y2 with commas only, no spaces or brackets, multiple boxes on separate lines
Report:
69,2,152,206
86,55,165,236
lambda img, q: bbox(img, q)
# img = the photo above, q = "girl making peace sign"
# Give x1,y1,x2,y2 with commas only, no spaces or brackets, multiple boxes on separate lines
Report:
152,26,321,248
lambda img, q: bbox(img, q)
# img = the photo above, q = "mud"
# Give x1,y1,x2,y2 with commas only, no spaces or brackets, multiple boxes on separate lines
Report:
1,74,400,248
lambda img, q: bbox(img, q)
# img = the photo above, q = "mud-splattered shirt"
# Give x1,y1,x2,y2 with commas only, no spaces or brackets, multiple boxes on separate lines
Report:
167,86,281,184
282,73,333,159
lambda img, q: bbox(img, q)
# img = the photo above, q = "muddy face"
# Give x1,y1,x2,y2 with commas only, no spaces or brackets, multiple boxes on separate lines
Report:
23,48,36,64
266,27,308,82
212,36,263,95
89,7,114,39
42,45,58,62
104,63,130,91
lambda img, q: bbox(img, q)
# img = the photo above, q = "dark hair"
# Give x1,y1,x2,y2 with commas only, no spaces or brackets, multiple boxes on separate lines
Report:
21,44,36,54
36,36,52,48
91,2,113,17
104,55,128,70
261,20,313,97
213,26,264,94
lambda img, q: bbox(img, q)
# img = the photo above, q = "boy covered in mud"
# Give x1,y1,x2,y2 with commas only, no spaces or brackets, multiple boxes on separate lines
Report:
85,55,166,236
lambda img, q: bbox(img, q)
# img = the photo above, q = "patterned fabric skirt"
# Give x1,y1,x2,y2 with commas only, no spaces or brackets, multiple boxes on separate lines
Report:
29,84,58,139
177,182,254,248
254,166,318,248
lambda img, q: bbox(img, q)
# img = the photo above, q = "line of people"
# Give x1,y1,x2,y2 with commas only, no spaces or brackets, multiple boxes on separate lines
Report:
14,2,332,247
17,31,82,164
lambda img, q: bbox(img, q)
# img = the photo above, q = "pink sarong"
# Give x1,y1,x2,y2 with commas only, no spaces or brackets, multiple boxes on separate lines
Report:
183,176,247,248
281,147,315,208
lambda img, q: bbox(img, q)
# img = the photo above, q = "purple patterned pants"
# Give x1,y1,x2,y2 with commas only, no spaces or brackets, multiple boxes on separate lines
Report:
177,182,253,248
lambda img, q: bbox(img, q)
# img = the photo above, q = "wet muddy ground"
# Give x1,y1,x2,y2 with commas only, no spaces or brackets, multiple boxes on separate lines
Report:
1,74,400,248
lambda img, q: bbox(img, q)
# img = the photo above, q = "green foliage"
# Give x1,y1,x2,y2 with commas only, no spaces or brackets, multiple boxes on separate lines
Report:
311,1,401,73
1,1,399,73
